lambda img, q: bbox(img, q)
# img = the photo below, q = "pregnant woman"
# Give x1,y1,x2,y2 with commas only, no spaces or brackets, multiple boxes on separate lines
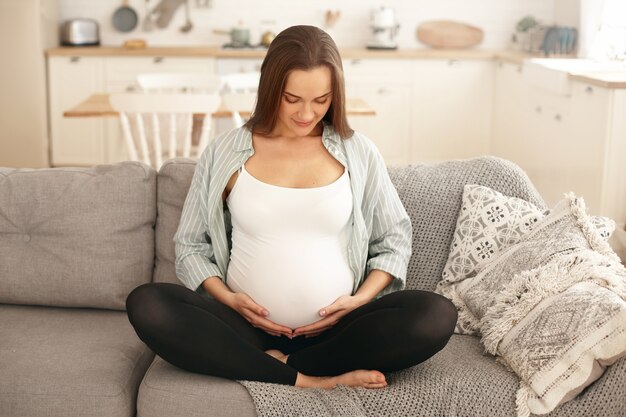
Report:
126,25,457,389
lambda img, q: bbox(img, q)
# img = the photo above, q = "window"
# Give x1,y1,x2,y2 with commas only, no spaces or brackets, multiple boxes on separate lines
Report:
581,0,626,60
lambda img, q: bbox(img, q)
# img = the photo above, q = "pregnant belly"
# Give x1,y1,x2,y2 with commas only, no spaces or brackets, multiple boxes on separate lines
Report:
227,241,354,329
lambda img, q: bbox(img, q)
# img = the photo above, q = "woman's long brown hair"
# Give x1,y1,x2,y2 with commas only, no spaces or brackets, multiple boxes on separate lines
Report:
244,25,353,139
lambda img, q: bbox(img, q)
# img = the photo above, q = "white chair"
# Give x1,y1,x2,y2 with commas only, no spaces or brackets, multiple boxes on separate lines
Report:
221,72,260,127
109,93,221,169
136,73,223,93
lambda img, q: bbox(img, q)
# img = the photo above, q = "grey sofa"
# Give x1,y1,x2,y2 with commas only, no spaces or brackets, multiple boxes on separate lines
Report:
1,157,624,417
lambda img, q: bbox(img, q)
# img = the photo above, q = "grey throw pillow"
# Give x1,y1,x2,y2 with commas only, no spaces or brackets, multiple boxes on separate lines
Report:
439,194,626,416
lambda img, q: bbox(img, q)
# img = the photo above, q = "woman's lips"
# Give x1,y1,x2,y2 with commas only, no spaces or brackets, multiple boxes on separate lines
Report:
293,119,313,128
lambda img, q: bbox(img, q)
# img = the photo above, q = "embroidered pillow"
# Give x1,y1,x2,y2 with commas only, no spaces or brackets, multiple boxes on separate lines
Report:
441,184,615,285
441,194,626,416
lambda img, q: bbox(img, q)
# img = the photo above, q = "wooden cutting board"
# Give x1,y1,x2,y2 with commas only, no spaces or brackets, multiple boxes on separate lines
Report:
417,20,484,49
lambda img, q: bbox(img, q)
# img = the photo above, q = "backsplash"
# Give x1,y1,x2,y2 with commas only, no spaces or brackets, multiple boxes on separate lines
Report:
60,0,555,49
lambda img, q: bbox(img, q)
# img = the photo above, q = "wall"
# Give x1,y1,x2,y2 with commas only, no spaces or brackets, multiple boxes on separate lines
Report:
59,0,555,49
554,0,580,27
0,0,58,168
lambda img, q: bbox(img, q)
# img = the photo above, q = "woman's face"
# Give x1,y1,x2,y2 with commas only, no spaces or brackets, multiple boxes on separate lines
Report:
274,65,333,138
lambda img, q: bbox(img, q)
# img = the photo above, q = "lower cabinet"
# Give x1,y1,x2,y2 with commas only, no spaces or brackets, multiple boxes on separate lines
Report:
48,56,105,166
411,59,493,163
491,60,625,221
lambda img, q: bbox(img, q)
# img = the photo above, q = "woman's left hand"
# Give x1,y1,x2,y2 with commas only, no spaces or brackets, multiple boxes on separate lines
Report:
292,294,368,338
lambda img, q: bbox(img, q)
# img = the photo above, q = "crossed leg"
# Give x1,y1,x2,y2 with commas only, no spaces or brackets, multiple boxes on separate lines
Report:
126,283,457,388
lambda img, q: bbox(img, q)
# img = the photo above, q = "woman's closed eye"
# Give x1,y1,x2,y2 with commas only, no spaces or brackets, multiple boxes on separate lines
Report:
283,95,330,105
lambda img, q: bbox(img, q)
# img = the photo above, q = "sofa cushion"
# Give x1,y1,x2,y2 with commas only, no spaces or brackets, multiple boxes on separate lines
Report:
0,304,155,417
0,162,156,310
387,156,545,292
137,356,256,417
154,158,196,285
236,334,626,417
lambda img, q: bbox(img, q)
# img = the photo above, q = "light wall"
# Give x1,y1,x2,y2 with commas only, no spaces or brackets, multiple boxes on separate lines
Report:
0,0,58,168
59,0,555,49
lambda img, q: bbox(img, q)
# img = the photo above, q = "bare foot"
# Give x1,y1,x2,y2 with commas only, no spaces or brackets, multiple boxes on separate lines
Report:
296,369,387,389
265,349,387,389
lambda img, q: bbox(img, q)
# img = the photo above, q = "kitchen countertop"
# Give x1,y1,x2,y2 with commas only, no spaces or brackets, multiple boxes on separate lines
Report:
46,46,528,60
46,46,626,89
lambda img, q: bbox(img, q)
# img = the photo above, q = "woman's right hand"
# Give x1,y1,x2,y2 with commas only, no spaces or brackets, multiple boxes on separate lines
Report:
227,292,294,338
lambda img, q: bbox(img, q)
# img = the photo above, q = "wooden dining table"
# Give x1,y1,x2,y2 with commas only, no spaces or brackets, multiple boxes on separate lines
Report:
63,93,376,118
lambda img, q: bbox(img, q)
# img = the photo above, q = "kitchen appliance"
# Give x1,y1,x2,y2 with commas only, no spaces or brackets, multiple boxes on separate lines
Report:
366,6,399,50
213,26,251,48
61,18,100,46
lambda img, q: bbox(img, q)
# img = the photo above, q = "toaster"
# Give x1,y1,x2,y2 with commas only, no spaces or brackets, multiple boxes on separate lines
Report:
61,19,100,46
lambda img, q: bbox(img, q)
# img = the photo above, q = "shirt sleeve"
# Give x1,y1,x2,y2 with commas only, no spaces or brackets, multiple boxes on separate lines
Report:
173,148,223,291
365,145,413,297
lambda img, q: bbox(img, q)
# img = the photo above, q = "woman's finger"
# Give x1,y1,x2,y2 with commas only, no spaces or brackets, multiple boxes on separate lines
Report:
293,311,343,336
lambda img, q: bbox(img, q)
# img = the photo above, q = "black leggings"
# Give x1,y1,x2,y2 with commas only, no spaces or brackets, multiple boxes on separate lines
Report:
126,283,457,386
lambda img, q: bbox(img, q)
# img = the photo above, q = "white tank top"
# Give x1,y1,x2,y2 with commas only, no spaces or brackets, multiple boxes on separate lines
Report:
226,164,354,329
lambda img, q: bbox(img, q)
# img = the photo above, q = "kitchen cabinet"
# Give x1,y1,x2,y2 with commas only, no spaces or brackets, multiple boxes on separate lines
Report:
491,61,528,161
48,56,105,166
411,59,493,163
343,59,413,166
491,60,625,221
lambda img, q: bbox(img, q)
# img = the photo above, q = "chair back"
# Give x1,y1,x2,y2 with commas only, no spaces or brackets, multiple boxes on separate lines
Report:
109,93,221,168
136,73,223,93
221,72,260,127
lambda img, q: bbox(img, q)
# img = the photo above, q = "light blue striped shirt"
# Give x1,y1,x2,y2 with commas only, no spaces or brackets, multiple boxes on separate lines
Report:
174,123,412,299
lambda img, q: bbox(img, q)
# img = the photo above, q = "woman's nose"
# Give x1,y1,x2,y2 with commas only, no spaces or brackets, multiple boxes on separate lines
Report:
298,103,314,120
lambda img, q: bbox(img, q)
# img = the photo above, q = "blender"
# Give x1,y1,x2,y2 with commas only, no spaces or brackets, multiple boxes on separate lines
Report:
366,6,400,50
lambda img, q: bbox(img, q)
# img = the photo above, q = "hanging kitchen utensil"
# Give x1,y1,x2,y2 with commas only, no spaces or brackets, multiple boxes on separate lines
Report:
143,0,154,32
112,0,139,33
179,0,193,33
152,0,185,29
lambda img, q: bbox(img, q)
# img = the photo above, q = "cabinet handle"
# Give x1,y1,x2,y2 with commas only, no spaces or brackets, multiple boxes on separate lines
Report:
585,86,594,94
554,114,562,121
69,56,80,63
351,59,361,66
153,57,164,64
126,85,137,92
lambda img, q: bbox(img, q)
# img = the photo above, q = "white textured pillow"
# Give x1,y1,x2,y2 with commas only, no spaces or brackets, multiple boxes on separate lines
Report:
440,194,626,416
441,184,615,285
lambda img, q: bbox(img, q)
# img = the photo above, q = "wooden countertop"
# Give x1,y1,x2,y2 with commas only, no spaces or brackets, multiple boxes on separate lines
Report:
47,45,511,60
46,46,626,89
